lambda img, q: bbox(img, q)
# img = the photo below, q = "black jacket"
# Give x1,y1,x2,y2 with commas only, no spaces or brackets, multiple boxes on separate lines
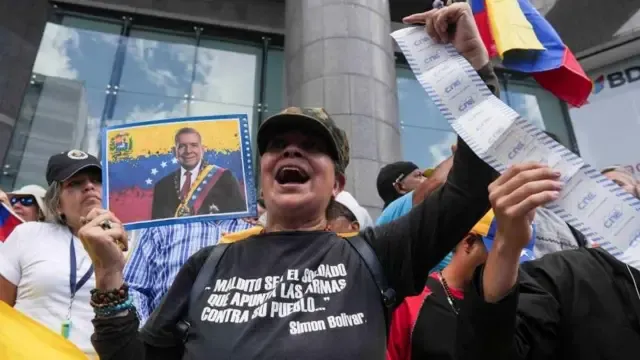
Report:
457,247,640,360
151,168,246,219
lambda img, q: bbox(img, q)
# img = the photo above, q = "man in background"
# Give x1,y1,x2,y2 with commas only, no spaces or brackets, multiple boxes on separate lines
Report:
151,127,246,219
376,161,426,212
376,148,456,271
387,210,536,360
125,220,253,325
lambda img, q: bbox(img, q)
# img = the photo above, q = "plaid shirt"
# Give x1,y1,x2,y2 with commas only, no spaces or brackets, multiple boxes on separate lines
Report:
124,219,252,324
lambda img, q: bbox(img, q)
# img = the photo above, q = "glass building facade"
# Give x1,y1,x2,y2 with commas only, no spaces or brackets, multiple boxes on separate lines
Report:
1,9,285,189
1,4,578,201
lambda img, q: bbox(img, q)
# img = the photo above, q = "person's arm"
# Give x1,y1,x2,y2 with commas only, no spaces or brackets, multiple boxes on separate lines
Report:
123,227,160,325
92,246,212,360
0,225,27,306
367,135,497,299
0,276,17,306
412,150,455,206
457,254,568,360
365,54,501,296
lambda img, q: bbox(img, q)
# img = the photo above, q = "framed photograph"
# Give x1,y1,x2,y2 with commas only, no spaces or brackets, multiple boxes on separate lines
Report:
101,114,257,230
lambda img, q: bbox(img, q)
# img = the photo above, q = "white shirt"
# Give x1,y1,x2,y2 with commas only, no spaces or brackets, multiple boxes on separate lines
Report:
179,161,202,190
0,222,97,355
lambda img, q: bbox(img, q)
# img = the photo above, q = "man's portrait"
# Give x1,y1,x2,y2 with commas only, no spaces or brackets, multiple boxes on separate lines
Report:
103,115,256,230
150,127,246,219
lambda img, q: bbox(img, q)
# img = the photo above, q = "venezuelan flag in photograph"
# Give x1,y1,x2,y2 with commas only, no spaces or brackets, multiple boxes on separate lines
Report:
104,116,251,227
470,0,592,107
0,203,23,242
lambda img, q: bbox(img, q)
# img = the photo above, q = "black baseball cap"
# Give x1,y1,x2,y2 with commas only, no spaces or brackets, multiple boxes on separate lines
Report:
46,149,102,185
376,161,419,208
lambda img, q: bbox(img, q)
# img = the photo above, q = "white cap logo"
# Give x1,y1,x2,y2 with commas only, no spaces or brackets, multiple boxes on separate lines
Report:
67,149,88,160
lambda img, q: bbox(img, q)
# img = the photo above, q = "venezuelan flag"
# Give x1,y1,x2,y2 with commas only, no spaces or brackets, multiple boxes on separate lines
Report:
0,203,23,242
0,302,88,359
105,119,246,224
471,0,592,107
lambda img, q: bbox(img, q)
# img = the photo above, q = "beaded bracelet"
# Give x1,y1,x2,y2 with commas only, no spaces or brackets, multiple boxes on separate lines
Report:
90,283,132,317
93,295,134,317
90,283,128,306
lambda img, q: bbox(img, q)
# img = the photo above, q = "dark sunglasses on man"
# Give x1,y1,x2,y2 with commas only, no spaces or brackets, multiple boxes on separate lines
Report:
10,195,37,207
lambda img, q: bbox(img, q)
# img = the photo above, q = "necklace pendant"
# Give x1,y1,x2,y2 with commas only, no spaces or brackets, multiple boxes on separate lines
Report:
61,320,72,339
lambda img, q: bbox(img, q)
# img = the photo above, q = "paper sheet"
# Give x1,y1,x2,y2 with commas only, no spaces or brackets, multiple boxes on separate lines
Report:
392,26,640,266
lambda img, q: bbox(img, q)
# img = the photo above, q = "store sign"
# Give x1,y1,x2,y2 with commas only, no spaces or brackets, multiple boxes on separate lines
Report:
570,57,640,175
593,66,640,94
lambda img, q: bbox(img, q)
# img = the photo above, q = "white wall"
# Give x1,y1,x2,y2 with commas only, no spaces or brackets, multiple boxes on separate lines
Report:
570,56,640,175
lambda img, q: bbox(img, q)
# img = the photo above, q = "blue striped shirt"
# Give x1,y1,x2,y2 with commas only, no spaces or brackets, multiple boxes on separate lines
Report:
124,219,252,324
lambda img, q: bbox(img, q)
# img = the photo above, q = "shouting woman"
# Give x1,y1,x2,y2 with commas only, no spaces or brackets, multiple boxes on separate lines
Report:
76,3,562,359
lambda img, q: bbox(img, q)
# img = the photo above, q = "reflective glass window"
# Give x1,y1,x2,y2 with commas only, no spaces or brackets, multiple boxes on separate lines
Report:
263,48,285,117
397,67,450,132
1,12,268,191
504,78,574,149
1,16,123,189
396,66,457,169
400,126,457,169
188,38,261,135
111,28,195,126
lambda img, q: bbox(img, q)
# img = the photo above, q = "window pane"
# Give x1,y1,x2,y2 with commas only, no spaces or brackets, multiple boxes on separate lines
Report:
109,92,188,124
119,29,196,98
397,67,451,131
264,48,285,116
505,80,573,149
1,17,122,189
192,39,261,107
400,125,457,169
110,28,195,144
31,18,121,90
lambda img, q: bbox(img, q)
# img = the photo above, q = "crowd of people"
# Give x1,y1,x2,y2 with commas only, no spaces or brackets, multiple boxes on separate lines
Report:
0,2,639,359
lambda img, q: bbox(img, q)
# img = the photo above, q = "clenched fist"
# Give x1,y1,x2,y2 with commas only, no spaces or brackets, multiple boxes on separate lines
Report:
78,208,128,290
403,2,489,70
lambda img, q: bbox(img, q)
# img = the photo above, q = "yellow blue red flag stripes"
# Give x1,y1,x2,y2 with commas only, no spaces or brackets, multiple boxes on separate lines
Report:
485,0,544,57
0,302,88,359
0,203,23,242
471,0,592,107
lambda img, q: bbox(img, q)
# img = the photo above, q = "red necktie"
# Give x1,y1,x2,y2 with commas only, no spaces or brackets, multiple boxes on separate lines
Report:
181,171,192,200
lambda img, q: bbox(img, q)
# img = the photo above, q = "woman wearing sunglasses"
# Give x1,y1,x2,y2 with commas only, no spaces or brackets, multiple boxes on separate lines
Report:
2,185,48,222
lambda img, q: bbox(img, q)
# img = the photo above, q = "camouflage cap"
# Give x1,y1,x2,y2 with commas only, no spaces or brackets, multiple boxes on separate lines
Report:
257,107,350,174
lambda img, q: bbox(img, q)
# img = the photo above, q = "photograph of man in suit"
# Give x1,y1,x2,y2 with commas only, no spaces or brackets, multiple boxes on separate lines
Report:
150,127,247,220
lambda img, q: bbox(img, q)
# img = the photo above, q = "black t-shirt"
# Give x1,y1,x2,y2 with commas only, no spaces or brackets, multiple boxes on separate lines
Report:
411,275,461,360
91,119,500,360
143,231,387,359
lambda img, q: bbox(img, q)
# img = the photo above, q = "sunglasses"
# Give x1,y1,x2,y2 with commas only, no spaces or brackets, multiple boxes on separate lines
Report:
10,196,36,207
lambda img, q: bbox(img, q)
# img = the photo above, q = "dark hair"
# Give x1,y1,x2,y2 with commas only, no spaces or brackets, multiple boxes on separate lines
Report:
257,198,265,209
174,127,201,144
326,200,357,223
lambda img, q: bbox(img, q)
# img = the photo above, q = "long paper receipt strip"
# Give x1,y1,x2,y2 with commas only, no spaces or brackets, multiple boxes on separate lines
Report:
391,26,640,266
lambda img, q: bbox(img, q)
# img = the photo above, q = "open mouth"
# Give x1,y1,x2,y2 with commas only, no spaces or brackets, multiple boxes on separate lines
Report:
275,166,310,185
